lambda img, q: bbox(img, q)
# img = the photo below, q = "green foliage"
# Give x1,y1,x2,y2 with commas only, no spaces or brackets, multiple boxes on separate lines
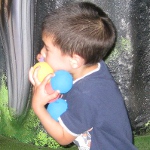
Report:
144,121,150,135
0,75,61,148
0,76,14,137
105,37,132,63
134,120,150,136
34,130,61,148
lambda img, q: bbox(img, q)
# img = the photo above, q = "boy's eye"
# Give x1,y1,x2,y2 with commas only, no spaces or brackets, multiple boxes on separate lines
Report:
44,45,49,51
42,42,49,51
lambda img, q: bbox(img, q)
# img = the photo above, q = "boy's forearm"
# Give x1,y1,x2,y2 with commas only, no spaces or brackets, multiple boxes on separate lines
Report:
32,105,75,145
33,105,64,141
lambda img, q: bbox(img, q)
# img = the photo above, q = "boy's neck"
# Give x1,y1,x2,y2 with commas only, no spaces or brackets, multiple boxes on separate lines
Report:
72,63,99,81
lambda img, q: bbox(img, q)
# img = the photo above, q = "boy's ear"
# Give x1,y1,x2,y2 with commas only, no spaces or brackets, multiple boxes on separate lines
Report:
70,54,84,69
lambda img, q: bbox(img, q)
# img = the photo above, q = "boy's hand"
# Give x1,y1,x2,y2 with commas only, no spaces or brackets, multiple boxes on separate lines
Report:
29,67,60,109
29,66,76,145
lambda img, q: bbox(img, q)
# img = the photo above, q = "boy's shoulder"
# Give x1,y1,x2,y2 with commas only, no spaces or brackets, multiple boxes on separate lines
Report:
72,61,118,99
76,60,113,85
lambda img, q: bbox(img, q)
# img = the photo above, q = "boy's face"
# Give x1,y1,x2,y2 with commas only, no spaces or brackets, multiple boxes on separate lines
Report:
41,35,72,72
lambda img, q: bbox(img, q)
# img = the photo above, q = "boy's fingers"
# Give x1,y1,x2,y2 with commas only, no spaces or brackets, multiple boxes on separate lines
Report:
33,66,41,85
29,67,35,85
42,73,55,85
48,90,60,101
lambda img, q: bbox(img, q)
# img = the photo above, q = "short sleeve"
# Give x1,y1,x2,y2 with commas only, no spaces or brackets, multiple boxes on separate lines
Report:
60,87,95,135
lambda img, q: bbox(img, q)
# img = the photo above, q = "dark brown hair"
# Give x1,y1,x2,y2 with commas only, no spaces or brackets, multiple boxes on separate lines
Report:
42,2,116,65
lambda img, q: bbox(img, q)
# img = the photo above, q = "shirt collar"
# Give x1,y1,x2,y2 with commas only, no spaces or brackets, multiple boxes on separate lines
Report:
73,63,101,84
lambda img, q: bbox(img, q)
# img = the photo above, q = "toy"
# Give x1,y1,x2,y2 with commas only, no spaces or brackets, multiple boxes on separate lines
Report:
33,62,73,94
47,98,68,121
45,70,73,94
33,61,73,121
51,70,73,93
46,70,73,121
33,62,54,82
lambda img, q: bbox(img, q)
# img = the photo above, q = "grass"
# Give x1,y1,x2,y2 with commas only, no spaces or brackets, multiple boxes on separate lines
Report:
0,134,77,150
134,135,150,150
1,134,150,150
0,134,51,150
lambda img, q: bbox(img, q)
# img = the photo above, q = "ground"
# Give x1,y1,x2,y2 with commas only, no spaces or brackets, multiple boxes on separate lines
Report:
1,134,150,150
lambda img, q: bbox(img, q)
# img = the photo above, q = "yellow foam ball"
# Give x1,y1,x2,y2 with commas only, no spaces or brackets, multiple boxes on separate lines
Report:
33,62,54,82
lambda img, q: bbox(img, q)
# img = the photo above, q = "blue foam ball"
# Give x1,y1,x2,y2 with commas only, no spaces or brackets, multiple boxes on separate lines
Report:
51,70,73,93
47,99,68,121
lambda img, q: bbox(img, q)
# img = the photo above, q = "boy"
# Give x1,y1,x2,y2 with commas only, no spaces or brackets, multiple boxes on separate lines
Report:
29,2,137,150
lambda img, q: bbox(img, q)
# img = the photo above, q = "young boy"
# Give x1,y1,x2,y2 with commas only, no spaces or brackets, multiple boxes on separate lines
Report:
29,2,137,150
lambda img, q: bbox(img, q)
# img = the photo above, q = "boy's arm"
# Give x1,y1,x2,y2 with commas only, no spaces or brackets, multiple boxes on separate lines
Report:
33,104,76,145
29,67,76,145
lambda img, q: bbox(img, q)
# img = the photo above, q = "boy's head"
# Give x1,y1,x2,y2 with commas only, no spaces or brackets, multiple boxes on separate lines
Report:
42,2,116,65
